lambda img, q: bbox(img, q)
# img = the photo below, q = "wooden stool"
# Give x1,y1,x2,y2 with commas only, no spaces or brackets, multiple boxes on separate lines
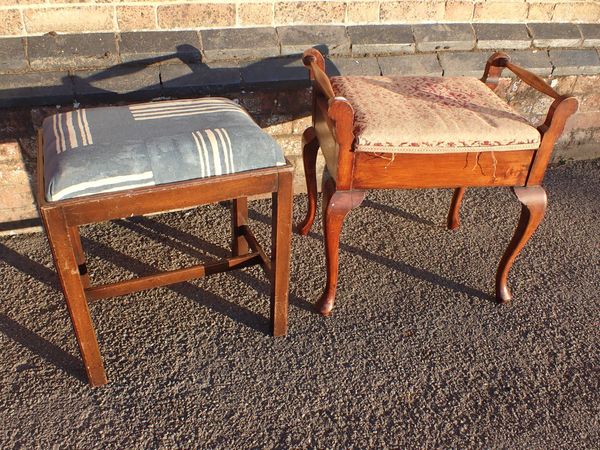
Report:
37,98,293,386
298,49,578,316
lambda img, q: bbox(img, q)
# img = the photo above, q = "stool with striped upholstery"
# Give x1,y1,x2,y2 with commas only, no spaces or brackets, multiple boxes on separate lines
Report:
38,97,294,386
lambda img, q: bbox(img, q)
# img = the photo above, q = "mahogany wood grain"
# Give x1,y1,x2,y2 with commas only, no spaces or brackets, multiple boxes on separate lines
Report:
298,126,320,235
316,176,365,316
481,51,510,90
231,197,249,256
57,170,280,227
241,225,272,275
447,187,466,230
528,97,579,185
328,98,356,190
270,169,293,335
69,226,90,287
352,150,534,189
303,49,334,100
40,206,107,386
496,186,547,303
87,254,260,301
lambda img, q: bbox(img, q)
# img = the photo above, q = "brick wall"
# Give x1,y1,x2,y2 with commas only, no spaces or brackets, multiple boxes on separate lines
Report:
1,0,599,37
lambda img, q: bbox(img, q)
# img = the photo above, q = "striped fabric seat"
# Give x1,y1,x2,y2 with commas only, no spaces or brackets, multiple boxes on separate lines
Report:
42,98,286,201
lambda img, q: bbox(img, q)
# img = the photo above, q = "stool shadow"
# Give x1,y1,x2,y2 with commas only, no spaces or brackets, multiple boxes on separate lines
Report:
0,313,86,382
0,243,85,380
81,234,272,334
113,216,315,313
361,199,437,227
248,207,495,303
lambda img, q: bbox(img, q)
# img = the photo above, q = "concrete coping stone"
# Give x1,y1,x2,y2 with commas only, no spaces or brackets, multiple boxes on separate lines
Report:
347,25,415,56
506,50,553,77
412,24,475,52
277,25,350,57
549,49,600,76
200,28,280,62
240,56,310,89
528,23,583,48
0,38,27,73
28,33,119,71
474,24,532,50
326,56,381,76
378,54,443,77
72,66,161,101
438,51,491,77
577,24,600,48
119,31,202,64
0,72,74,107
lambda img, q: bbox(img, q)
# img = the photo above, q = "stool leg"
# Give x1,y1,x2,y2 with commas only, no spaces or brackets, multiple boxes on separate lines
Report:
270,170,293,336
69,226,90,288
41,207,107,386
447,187,466,230
231,197,249,256
316,177,366,316
496,186,547,304
297,127,320,236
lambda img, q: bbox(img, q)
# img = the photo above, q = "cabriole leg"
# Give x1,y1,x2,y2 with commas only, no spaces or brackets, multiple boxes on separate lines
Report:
316,177,366,316
447,187,466,230
297,127,320,236
496,186,547,303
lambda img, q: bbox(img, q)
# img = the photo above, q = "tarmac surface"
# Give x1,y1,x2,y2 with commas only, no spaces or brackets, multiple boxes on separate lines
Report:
0,159,598,449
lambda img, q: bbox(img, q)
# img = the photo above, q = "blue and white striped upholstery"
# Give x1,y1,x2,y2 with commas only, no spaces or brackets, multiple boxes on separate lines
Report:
42,98,286,201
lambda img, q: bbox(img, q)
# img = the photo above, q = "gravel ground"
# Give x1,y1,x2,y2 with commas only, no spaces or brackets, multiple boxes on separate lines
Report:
0,159,599,449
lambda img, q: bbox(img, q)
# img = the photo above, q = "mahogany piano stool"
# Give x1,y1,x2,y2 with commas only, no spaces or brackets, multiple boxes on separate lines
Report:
298,49,578,316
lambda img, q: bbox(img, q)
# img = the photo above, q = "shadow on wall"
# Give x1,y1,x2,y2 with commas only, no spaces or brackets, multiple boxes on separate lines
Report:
0,44,342,110
0,44,339,232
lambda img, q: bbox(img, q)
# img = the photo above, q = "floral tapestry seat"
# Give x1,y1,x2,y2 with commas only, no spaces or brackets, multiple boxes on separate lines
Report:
330,76,541,154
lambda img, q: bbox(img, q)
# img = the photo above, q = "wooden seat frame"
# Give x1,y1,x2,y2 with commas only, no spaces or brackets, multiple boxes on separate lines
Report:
37,131,294,386
298,49,578,316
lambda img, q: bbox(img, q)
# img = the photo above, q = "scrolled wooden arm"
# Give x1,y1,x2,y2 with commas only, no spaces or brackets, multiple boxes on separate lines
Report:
303,48,335,100
482,51,561,99
481,52,579,184
481,51,511,90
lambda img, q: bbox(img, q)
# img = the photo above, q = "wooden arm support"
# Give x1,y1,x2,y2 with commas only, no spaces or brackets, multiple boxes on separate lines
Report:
481,52,579,185
303,48,356,190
